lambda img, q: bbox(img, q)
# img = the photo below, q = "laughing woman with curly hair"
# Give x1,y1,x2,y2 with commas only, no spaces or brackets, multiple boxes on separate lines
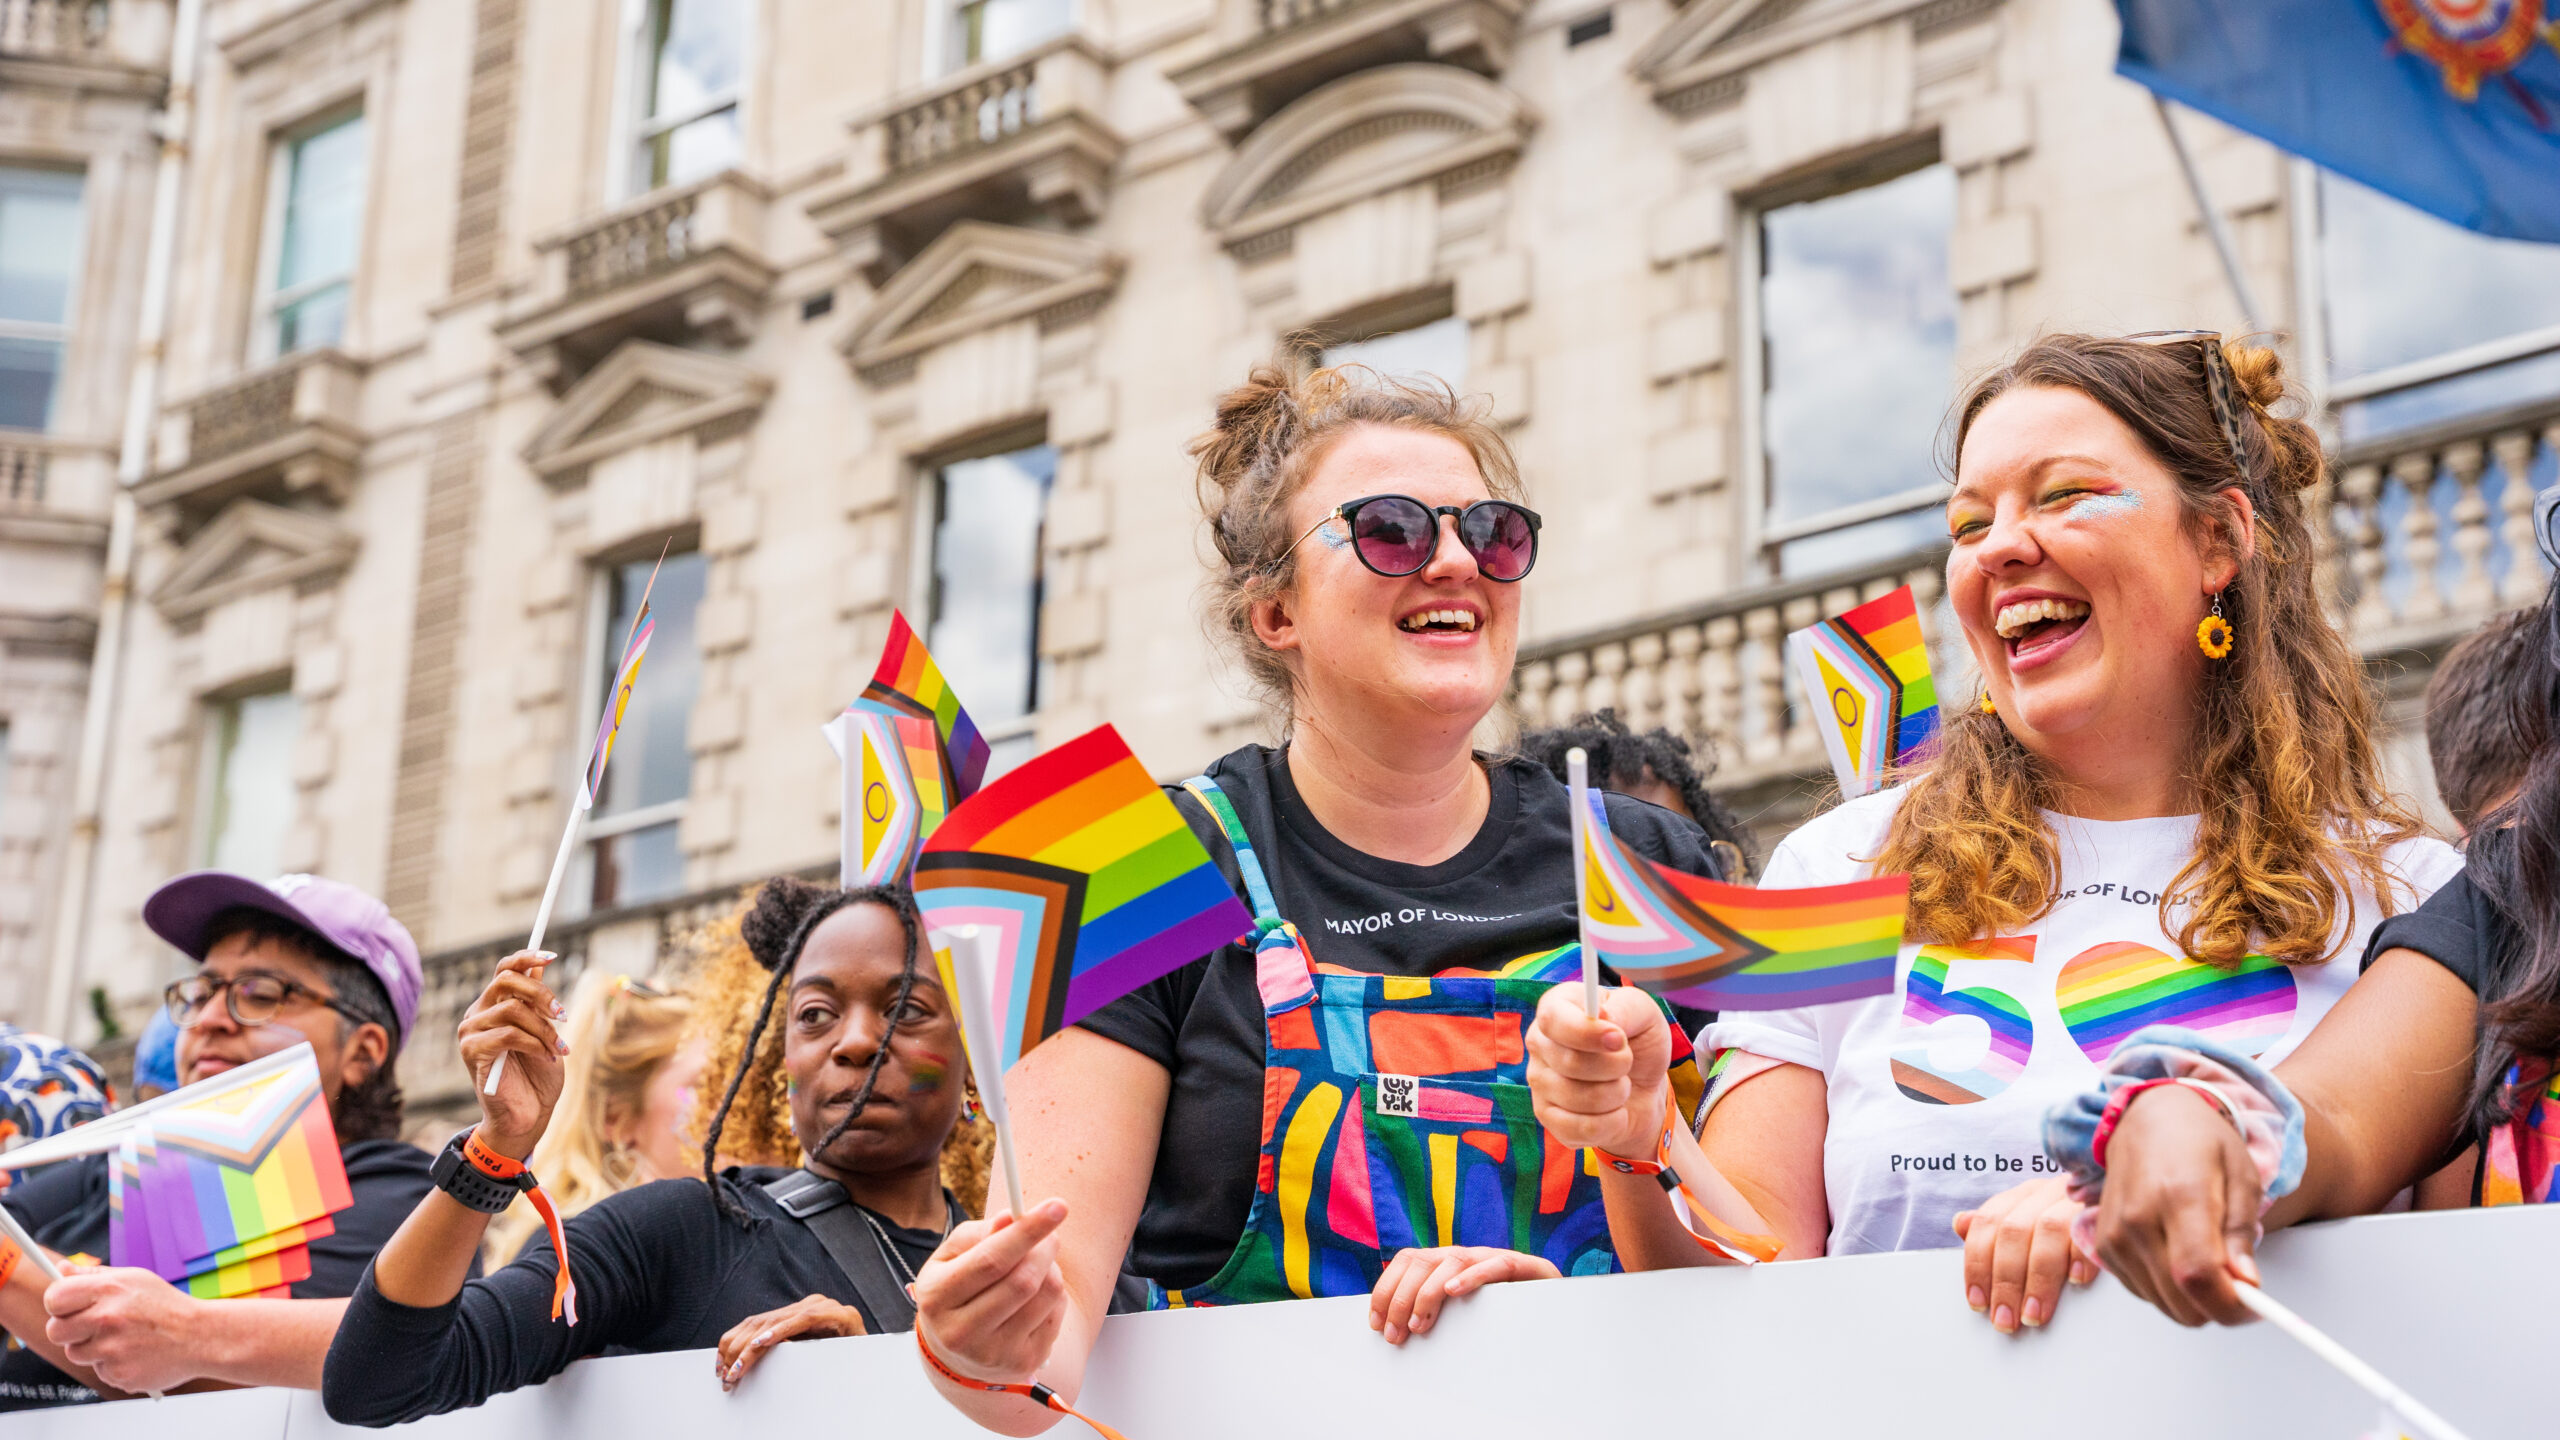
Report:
1527,332,2460,1330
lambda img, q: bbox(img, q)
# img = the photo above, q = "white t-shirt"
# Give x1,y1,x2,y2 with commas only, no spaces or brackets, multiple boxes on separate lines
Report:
1702,788,2463,1257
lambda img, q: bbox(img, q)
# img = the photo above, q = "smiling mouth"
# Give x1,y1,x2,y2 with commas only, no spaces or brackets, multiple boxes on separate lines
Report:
1398,608,1479,634
1993,597,2091,653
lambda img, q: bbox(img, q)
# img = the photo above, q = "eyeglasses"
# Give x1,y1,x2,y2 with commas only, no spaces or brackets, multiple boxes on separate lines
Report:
2125,329,2255,480
1272,495,1543,582
164,971,372,1031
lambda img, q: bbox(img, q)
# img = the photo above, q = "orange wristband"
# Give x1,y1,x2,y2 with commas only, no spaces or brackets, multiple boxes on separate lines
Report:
461,1127,529,1179
0,1238,22,1290
917,1331,1132,1440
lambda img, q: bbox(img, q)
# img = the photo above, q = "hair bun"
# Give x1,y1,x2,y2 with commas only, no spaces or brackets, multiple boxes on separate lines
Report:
2222,342,2286,412
740,876,833,973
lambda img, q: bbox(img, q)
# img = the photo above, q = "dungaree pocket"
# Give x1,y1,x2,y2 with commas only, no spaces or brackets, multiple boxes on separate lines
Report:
1359,1073,1612,1273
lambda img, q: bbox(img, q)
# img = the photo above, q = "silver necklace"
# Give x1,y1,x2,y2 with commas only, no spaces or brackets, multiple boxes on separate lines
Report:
855,1200,949,1287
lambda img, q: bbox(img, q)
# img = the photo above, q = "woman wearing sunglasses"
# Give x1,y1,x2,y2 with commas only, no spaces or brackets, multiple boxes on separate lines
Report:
1525,332,2457,1331
911,362,1730,1433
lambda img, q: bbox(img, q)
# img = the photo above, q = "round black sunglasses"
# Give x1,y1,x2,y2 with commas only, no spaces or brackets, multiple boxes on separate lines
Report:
1271,494,1543,582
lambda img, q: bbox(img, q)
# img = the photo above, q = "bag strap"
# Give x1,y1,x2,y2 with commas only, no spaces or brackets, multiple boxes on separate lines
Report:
761,1169,925,1333
1178,775,1279,924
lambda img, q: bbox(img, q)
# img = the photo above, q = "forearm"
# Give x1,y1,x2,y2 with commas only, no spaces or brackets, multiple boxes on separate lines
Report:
192,1298,348,1390
1597,1170,1725,1272
2266,950,2476,1226
369,1191,495,1309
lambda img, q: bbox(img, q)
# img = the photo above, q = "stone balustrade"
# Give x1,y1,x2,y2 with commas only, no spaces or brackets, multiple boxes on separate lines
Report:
0,438,48,510
499,170,774,386
140,348,366,515
2323,394,2560,655
1260,0,1364,33
887,56,1040,173
0,0,106,58
564,189,699,301
0,434,112,517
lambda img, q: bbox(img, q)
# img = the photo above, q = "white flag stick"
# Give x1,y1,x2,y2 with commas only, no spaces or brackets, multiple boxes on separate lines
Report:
1567,747,1600,1022
2232,1282,2471,1440
936,925,1027,1220
836,715,859,887
484,801,582,1097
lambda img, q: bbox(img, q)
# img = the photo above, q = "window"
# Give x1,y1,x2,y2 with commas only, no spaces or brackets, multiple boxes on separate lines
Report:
928,443,1056,776
586,548,707,910
630,0,744,194
0,167,84,431
946,0,1071,70
1753,162,1957,576
261,111,367,357
2319,172,2560,443
1322,315,1470,390
195,688,298,878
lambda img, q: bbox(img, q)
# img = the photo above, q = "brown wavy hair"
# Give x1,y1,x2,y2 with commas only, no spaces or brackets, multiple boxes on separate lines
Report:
1875,334,2421,966
683,883,994,1216
1193,358,1523,717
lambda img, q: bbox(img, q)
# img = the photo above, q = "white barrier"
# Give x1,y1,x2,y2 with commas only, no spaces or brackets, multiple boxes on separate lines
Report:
3,1205,2548,1439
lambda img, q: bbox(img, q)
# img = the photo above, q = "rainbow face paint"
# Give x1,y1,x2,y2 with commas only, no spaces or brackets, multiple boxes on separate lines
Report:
907,1050,950,1094
2068,489,2144,520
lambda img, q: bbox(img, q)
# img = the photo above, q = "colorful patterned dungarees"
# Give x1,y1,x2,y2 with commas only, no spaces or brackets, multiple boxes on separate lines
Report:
2483,1060,2560,1205
1157,776,1706,1308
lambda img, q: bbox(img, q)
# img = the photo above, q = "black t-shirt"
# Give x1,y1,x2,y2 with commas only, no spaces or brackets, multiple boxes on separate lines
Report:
0,1137,435,1410
1077,744,1723,1291
2363,867,2515,996
324,1169,945,1426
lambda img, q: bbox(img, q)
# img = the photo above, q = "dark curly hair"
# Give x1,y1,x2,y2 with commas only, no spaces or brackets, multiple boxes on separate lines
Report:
697,877,921,1223
1516,709,1754,879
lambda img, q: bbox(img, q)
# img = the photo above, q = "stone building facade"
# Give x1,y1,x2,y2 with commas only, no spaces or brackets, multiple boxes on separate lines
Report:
4,0,2555,1114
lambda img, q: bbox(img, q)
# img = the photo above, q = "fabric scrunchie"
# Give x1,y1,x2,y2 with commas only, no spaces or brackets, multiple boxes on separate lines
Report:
2044,1024,2306,1263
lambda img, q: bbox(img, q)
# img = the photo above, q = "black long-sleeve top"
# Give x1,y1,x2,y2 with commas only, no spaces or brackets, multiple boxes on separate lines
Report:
322,1168,942,1427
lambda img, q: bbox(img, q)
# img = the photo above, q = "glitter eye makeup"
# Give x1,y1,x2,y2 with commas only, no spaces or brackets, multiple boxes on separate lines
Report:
2067,490,2145,520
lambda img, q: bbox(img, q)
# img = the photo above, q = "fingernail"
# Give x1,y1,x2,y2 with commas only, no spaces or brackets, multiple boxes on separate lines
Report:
1968,1286,1986,1312
2023,1298,2044,1327
557,1040,571,1055
1993,1304,2015,1333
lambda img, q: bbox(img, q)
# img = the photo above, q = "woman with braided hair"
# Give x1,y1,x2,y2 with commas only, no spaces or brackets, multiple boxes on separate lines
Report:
320,879,975,1424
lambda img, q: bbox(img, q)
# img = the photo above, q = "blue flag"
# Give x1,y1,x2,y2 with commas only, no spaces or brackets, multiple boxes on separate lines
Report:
2115,0,2560,242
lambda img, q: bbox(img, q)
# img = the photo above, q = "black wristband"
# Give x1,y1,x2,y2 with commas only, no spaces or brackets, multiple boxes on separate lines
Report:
431,1130,535,1213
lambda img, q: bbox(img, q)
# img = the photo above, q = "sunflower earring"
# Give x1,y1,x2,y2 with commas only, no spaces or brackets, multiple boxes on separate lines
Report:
2196,592,2235,660
1979,692,1997,715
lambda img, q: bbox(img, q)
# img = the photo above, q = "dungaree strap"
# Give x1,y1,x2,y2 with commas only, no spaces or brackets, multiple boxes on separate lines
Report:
1180,776,1280,925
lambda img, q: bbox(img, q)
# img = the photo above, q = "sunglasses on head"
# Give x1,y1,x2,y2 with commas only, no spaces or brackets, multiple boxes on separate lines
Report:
1272,494,1543,582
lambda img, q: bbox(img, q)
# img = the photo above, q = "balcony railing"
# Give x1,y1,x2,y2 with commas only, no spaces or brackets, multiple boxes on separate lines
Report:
139,349,365,516
0,439,46,510
807,33,1120,286
1172,0,1525,137
0,0,106,58
0,433,112,519
499,170,775,388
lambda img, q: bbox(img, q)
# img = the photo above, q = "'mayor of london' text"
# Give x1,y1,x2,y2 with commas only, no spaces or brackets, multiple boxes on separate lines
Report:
1324,908,1526,934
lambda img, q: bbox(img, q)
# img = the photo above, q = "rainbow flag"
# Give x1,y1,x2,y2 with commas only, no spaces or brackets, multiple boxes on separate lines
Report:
1787,584,1941,799
580,613,653,809
857,610,992,802
1578,789,1908,1010
913,724,1253,1071
98,1046,354,1287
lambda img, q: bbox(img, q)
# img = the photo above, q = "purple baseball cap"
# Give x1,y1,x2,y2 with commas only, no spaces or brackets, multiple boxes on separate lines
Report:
142,871,422,1050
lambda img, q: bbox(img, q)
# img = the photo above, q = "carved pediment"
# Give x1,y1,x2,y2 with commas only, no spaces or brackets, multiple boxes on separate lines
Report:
151,500,358,621
521,341,772,485
845,222,1124,381
1630,0,2001,113
1202,65,1534,255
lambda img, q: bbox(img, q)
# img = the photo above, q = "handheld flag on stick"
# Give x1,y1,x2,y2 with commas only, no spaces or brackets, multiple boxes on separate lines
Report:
823,710,948,887
857,611,993,803
1787,584,1941,799
1567,748,1602,1021
911,723,1254,1074
1577,787,1908,1011
932,926,1025,1220
488,545,665,1089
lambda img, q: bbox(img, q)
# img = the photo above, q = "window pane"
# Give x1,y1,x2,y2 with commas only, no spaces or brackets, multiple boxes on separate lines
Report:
592,549,706,817
591,820,684,910
1761,164,1957,572
954,0,1071,66
0,167,83,327
648,107,741,190
0,336,63,431
273,283,348,356
2322,172,2560,440
276,115,367,302
931,444,1056,725
200,690,299,878
1323,315,1469,389
647,0,743,122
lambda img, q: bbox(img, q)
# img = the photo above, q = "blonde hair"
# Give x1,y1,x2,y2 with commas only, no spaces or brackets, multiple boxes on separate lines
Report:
483,970,692,1264
1876,333,2420,966
683,896,995,1217
1193,360,1523,717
